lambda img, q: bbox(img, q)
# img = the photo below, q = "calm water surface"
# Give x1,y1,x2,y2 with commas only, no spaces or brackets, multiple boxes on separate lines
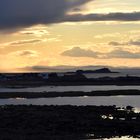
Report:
0,96,140,109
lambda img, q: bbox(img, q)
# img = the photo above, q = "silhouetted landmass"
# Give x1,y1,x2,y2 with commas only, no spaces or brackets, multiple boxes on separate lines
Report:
1,75,140,87
76,68,119,74
0,68,139,87
0,105,139,140
0,90,140,99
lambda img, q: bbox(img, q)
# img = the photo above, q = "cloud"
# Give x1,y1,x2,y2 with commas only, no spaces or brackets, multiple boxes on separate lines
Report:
9,39,42,46
10,50,39,57
61,47,140,59
0,0,140,31
129,40,140,46
16,26,50,37
109,39,140,46
0,0,92,30
0,39,43,48
64,12,140,22
24,66,52,71
106,49,140,59
0,37,60,48
61,47,99,58
109,41,125,46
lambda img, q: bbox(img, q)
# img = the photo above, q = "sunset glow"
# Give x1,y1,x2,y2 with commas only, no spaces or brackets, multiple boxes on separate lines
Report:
0,0,140,72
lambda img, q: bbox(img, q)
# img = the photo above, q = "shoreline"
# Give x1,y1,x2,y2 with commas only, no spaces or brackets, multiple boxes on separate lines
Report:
0,90,140,99
1,82,140,87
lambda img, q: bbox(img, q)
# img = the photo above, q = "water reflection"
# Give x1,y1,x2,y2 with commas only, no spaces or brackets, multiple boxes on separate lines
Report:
104,136,140,140
88,136,140,140
0,96,140,112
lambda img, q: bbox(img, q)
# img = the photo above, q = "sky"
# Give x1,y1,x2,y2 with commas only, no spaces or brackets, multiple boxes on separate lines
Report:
0,0,140,72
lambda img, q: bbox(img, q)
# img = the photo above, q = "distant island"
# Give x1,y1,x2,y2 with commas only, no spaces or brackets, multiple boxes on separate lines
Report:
65,68,119,75
75,68,119,74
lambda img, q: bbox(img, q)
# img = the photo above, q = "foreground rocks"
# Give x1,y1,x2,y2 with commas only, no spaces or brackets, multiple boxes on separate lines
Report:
0,105,140,140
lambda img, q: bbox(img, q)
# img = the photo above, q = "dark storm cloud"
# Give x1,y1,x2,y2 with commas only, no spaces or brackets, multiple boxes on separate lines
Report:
64,12,140,22
0,0,140,31
0,0,92,30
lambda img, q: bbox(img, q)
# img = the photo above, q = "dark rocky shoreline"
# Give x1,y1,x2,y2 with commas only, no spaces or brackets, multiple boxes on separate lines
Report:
0,105,140,140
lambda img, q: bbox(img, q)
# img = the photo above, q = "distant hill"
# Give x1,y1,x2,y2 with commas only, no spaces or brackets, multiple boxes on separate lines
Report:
76,68,119,74
17,65,140,73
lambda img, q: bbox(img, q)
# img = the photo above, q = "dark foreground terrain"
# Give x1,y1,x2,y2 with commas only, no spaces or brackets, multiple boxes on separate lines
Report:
0,105,140,140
